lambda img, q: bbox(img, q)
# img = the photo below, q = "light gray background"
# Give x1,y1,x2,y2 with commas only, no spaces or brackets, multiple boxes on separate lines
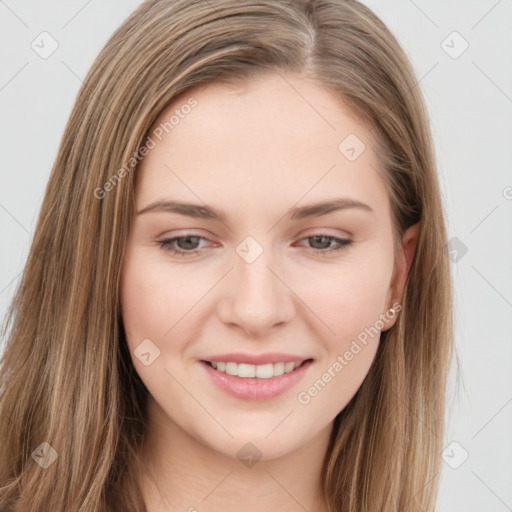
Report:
1,1,511,510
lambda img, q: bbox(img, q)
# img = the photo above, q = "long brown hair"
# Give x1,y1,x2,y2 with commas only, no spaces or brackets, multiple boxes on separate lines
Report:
0,1,454,510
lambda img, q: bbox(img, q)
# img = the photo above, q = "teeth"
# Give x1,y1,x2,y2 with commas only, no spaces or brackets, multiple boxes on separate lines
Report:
208,360,306,378
285,362,295,373
273,362,284,376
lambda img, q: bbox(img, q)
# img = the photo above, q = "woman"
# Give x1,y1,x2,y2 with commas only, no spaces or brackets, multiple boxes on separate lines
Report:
0,0,454,510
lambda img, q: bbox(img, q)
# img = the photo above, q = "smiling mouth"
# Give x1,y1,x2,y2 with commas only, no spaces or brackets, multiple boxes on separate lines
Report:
202,359,313,379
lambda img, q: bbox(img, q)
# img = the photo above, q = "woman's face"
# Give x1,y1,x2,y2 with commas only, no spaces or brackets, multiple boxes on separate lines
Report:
120,72,416,462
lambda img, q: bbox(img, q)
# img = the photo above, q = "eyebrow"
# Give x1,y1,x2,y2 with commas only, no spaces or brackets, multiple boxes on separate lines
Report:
137,197,373,221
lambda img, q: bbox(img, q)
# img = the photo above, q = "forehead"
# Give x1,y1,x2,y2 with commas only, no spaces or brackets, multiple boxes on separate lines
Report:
135,73,389,219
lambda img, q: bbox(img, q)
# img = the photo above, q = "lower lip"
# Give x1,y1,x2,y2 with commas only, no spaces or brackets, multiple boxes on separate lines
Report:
198,359,314,400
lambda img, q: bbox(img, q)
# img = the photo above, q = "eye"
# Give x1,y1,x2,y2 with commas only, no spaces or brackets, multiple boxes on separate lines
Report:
157,235,210,257
157,233,353,258
296,234,353,256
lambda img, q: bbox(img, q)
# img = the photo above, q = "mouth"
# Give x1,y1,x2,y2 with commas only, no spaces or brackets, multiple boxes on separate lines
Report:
201,358,314,379
199,357,314,400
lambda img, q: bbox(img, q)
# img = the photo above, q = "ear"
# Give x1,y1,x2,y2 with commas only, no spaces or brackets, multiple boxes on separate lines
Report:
383,222,420,330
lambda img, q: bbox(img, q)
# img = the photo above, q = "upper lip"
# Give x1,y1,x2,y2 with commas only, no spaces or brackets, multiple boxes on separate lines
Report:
201,353,313,365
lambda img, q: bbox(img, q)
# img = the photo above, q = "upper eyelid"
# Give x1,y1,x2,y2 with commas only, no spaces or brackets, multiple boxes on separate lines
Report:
158,227,352,240
158,232,351,241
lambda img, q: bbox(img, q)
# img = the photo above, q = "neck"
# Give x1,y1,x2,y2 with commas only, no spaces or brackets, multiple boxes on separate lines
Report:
138,396,333,512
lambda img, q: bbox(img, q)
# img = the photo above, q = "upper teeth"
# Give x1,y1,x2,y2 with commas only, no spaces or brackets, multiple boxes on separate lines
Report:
210,361,303,378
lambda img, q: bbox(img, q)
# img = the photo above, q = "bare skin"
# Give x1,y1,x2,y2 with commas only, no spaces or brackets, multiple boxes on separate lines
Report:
120,72,418,512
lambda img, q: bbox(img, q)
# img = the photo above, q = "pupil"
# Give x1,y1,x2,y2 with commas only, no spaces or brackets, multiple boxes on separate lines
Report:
179,236,200,250
311,236,330,249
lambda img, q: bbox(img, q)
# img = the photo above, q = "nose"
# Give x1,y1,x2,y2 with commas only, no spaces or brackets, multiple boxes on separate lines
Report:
217,247,295,337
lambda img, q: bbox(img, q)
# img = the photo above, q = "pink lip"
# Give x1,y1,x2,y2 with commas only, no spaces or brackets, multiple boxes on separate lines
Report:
200,352,311,365
198,359,314,401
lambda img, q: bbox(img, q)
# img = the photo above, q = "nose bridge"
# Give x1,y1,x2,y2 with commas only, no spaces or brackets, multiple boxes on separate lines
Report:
219,235,294,334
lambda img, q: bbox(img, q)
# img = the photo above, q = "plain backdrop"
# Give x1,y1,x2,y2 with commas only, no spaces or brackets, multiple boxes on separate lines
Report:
1,1,511,510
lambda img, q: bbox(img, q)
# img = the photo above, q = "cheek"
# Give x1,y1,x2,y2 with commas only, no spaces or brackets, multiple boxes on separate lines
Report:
292,264,391,413
121,268,161,344
120,249,192,348
120,250,207,400
294,257,393,344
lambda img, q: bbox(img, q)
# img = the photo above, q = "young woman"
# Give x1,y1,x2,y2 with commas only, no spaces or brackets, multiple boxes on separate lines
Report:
0,0,454,510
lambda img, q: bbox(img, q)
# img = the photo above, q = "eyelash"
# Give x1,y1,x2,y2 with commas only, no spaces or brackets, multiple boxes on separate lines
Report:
157,234,353,258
